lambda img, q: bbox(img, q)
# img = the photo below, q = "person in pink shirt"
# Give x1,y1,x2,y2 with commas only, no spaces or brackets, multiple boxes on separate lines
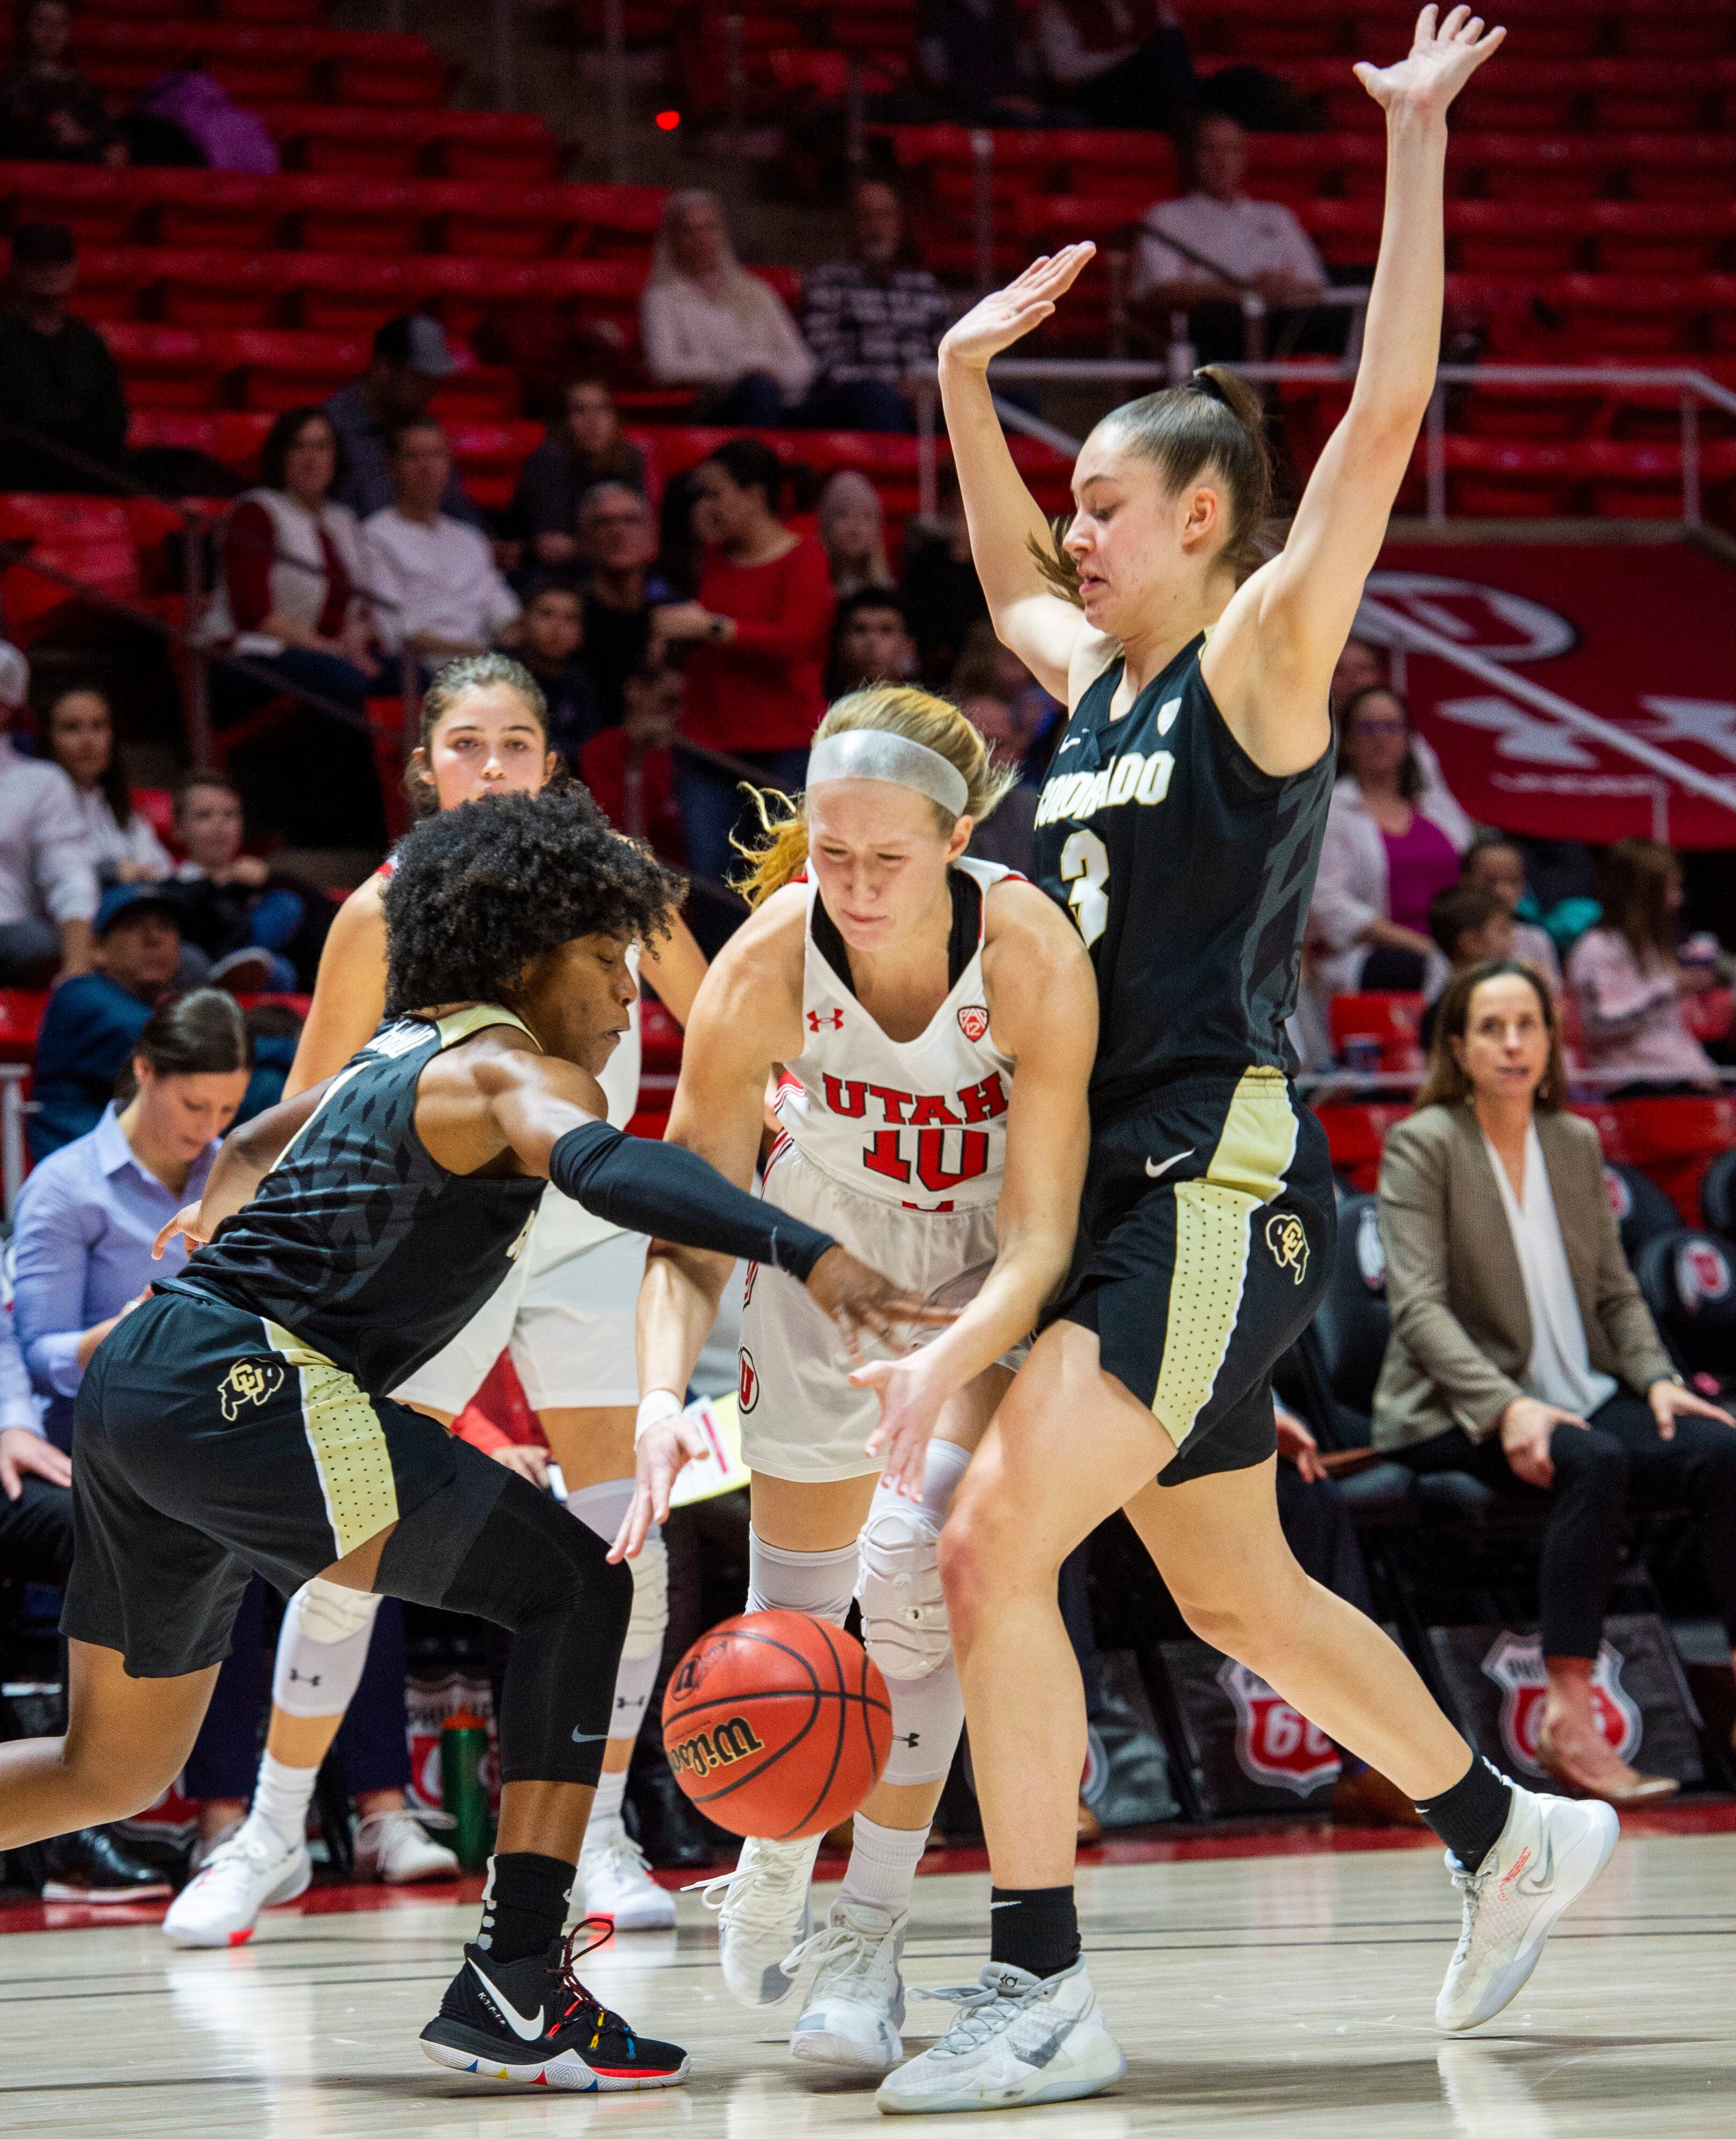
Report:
1567,838,1719,1094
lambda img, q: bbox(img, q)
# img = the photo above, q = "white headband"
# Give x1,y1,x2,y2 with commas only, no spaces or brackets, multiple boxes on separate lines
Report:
806,730,970,818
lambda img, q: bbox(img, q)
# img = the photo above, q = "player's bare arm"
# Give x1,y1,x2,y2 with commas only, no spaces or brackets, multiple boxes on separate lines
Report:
854,879,1098,1493
284,875,388,1096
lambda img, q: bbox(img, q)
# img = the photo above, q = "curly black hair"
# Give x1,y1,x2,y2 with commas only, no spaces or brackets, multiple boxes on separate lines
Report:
382,787,684,1016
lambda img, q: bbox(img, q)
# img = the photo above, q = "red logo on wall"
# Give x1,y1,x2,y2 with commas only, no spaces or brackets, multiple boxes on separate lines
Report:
1481,1630,1641,1775
957,1005,990,1043
1216,1659,1342,1796
738,1347,759,1413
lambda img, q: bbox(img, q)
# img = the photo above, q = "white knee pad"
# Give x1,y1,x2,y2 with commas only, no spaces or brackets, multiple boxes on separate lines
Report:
747,1530,857,1626
881,1654,965,1787
855,1439,971,1682
272,1578,382,1720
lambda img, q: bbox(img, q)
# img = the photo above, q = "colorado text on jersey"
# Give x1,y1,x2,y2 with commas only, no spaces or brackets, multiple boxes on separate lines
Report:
1034,748,1175,828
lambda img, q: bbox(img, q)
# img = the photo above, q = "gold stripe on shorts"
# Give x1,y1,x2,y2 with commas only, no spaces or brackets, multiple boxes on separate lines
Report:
264,1318,400,1558
1149,1068,1299,1451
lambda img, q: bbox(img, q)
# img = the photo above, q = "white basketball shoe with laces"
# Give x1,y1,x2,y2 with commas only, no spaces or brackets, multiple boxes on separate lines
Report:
875,1958,1125,2115
696,1835,823,2007
579,1816,677,1931
1435,1784,1618,2032
786,1900,907,2069
162,1817,310,1948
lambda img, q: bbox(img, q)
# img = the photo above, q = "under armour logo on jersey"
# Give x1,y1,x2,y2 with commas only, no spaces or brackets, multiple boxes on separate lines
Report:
808,1008,845,1032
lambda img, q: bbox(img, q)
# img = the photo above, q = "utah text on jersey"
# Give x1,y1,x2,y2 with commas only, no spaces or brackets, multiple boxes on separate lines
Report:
1034,746,1175,828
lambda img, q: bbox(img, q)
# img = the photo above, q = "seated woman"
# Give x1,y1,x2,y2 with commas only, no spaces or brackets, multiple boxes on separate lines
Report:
43,686,172,887
640,190,817,427
1374,959,1736,1802
1310,685,1472,998
816,471,895,600
1566,838,1719,1095
1457,831,1561,989
511,378,647,573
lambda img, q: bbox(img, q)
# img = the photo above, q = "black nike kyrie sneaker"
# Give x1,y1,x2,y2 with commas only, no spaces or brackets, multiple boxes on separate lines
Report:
421,1921,690,2090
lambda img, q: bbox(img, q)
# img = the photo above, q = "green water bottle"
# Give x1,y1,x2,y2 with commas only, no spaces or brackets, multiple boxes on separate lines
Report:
441,1708,493,1871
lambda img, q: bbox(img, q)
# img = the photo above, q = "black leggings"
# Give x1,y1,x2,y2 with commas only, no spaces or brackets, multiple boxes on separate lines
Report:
1397,1390,1736,1658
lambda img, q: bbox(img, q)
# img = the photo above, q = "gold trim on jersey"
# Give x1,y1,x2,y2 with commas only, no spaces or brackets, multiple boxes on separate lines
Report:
1151,1067,1299,1451
263,1318,399,1558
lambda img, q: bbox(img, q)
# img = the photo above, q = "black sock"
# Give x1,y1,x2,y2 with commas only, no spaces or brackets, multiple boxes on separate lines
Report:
477,1851,573,1965
1415,1755,1513,1873
989,1885,1080,1979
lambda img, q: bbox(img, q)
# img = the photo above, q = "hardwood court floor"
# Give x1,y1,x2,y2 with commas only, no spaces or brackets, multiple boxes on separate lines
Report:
1,1823,1732,2137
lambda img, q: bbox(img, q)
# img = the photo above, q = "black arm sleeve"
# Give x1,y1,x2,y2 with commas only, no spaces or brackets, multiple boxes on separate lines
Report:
548,1120,838,1281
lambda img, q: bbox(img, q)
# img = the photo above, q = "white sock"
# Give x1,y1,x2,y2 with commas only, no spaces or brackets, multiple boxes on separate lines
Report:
249,1751,317,1852
588,1767,628,1836
839,1812,928,1916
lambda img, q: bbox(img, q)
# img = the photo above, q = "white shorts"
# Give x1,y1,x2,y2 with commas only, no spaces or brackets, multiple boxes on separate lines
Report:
738,1142,1020,1484
391,1188,647,1415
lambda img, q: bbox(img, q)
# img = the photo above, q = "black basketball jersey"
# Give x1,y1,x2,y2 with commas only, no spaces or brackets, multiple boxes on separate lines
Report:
1032,635,1332,1119
165,1006,545,1392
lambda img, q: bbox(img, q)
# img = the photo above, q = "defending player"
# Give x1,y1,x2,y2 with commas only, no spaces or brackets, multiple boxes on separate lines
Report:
0,788,931,2091
165,654,707,1949
875,11,1620,2115
618,685,1098,2071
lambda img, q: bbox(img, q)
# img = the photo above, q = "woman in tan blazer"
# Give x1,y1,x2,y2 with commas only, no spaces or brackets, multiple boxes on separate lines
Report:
1374,959,1736,1803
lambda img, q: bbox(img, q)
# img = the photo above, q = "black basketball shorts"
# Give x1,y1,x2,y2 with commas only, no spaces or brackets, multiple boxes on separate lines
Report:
63,1291,507,1678
1047,1066,1335,1486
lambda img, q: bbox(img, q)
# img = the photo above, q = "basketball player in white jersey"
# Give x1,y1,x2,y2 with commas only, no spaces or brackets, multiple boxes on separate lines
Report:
616,684,1098,2071
164,654,708,1948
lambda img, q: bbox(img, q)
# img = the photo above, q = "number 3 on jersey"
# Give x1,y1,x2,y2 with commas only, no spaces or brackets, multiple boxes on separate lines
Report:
1060,828,1110,948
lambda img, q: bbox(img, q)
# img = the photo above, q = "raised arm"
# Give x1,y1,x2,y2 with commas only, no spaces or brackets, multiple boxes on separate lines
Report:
853,881,1098,1492
284,875,389,1095
937,246,1103,702
1203,5,1503,773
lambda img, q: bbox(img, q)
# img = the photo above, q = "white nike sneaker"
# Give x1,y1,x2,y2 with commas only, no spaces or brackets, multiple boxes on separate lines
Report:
355,1807,462,1886
695,1834,823,2008
875,1958,1125,2115
580,1816,677,1931
1435,1784,1619,2032
786,1900,907,2070
162,1818,311,1948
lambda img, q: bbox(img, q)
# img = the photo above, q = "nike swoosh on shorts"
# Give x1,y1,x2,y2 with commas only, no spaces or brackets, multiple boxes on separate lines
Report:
1144,1148,1194,1180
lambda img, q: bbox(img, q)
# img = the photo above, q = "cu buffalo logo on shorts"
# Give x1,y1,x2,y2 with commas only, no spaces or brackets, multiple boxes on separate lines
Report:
957,1004,990,1043
738,1346,759,1413
218,1358,285,1420
666,1715,765,1781
1264,1212,1309,1285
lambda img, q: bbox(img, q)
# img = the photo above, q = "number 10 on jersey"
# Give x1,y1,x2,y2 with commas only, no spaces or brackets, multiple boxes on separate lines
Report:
1060,829,1109,948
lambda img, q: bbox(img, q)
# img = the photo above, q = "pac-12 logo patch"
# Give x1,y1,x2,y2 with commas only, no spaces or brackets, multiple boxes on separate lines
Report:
1264,1212,1309,1285
218,1359,285,1420
957,1005,990,1043
738,1347,759,1413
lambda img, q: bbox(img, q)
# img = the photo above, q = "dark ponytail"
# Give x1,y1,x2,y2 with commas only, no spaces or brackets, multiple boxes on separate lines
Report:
1027,363,1276,600
116,988,252,1103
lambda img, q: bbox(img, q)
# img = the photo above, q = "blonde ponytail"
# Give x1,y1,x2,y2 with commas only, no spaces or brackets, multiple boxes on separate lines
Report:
732,683,1020,909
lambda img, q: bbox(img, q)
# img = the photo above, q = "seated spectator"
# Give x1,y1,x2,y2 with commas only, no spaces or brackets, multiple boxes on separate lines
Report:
126,63,278,173
165,772,325,992
1130,112,1328,364
28,883,182,1159
1418,883,1514,1051
580,662,686,862
1459,830,1563,988
801,180,953,434
1567,837,1719,1095
577,483,676,728
322,314,484,527
1375,959,1736,1802
655,439,833,895
1310,685,1472,998
826,585,919,698
203,405,385,852
900,468,990,683
1036,0,1197,131
915,0,1046,124
362,421,522,673
0,1,122,165
817,471,897,600
511,378,647,572
518,578,601,765
0,640,97,986
0,222,127,491
14,988,251,1446
1330,634,1386,714
43,685,172,886
640,191,818,427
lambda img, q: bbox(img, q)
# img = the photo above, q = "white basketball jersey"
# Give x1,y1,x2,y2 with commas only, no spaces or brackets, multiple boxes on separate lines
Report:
773,856,1017,1213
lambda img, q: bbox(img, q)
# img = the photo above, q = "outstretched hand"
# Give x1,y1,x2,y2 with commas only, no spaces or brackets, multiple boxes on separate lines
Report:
1355,5,1504,117
938,244,1096,373
805,1245,955,1360
607,1411,715,1564
853,1351,950,1500
152,1202,209,1261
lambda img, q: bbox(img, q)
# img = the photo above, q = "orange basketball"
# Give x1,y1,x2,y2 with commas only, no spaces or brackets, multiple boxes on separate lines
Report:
661,1610,892,1840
